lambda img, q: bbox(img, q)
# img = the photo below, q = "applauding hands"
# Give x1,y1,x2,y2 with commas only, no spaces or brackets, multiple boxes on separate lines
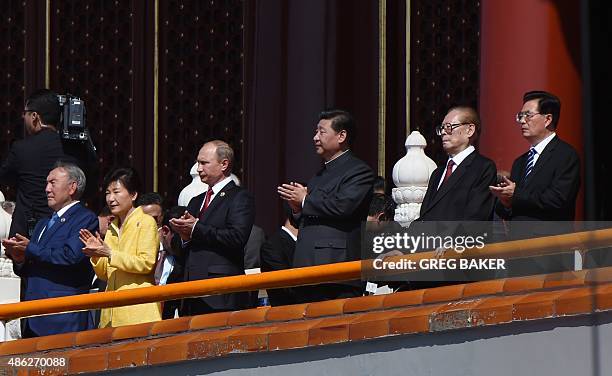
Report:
79,229,112,258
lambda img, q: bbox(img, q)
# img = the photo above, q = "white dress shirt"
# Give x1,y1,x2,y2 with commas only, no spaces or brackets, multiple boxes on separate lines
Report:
436,145,475,190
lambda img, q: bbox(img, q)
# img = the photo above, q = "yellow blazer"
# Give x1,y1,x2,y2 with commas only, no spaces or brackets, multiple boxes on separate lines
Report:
91,206,161,327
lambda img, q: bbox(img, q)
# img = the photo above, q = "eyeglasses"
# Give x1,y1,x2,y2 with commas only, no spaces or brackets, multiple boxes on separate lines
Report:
435,122,471,136
515,111,542,124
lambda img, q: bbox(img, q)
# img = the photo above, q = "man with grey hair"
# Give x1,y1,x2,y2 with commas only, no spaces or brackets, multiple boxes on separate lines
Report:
171,140,254,314
2,161,98,337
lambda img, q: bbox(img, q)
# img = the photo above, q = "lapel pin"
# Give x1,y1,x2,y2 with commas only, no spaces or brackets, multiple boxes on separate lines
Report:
219,192,225,197
60,217,66,223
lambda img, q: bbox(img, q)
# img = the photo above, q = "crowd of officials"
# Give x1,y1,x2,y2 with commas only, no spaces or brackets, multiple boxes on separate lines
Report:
0,88,579,338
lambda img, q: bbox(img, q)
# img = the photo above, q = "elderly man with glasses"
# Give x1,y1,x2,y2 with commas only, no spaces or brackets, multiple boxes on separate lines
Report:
417,106,497,222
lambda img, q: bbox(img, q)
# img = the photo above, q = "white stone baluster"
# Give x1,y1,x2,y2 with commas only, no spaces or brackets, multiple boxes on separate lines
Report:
391,131,437,227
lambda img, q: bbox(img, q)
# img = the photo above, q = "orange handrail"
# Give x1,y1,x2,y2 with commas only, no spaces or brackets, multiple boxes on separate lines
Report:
0,227,611,321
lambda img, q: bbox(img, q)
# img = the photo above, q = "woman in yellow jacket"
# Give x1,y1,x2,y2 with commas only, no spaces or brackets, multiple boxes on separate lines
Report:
80,167,161,327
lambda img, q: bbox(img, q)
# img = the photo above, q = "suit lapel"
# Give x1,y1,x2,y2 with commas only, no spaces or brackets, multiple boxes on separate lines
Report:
515,152,528,182
188,193,205,217
426,152,477,211
199,181,236,222
421,167,444,214
524,137,558,184
38,203,80,246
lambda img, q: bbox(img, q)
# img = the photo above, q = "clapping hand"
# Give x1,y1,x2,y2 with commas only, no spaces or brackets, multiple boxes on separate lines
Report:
169,211,198,241
277,182,307,213
489,176,515,208
80,229,112,258
1,233,30,263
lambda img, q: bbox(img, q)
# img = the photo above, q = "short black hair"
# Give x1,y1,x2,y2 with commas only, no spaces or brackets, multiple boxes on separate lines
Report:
373,176,386,194
368,193,395,220
135,192,163,207
102,167,141,195
319,109,355,146
523,90,561,130
25,89,61,126
162,205,187,228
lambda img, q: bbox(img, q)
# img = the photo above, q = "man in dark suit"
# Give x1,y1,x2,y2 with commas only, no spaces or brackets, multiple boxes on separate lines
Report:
2,162,98,337
170,140,255,315
409,107,496,285
278,109,374,302
260,203,299,306
0,89,66,238
419,106,497,222
157,205,187,319
490,91,580,224
490,91,581,274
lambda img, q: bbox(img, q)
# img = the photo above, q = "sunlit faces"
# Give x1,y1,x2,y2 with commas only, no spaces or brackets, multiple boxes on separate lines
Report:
105,180,137,219
45,167,77,212
196,143,228,187
518,99,553,144
313,119,346,161
439,109,475,156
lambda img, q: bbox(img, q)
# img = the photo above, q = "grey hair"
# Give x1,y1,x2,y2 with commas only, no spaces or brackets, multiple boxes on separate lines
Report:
53,161,86,199
207,140,234,173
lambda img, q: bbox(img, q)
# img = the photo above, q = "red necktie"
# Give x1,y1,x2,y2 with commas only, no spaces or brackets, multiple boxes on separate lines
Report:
441,159,455,185
198,188,214,217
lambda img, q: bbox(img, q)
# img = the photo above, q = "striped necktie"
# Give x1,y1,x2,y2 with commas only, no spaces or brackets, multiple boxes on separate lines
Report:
524,148,537,179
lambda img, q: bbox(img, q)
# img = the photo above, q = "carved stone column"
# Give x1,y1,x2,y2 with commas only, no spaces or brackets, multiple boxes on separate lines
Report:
391,131,437,227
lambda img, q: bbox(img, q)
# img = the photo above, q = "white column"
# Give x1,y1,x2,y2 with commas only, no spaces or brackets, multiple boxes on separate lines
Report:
391,131,437,227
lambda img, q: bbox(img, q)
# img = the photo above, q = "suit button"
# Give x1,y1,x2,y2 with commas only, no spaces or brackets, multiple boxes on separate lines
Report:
328,242,333,246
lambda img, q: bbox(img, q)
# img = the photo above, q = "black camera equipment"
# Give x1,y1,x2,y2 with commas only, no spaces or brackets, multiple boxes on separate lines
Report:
58,94,89,142
57,93,97,158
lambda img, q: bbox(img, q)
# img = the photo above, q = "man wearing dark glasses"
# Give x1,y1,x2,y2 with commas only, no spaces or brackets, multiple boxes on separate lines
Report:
0,89,66,239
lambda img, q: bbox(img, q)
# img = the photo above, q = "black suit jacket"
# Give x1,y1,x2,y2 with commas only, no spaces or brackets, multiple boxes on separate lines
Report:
293,151,374,268
495,136,580,222
184,180,255,311
244,225,266,270
419,151,497,221
260,228,296,306
0,129,66,237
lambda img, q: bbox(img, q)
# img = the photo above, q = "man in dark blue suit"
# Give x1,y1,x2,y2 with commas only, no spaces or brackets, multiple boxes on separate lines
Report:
3,161,98,337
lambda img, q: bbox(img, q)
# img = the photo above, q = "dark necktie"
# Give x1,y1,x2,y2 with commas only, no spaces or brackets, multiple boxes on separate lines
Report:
441,159,455,186
154,250,166,285
198,188,214,217
524,147,536,179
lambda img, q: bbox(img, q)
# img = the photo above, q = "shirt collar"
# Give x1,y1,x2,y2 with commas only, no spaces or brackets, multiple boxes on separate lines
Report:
324,149,350,168
55,201,80,217
531,132,556,155
281,226,297,241
210,175,234,194
448,145,475,167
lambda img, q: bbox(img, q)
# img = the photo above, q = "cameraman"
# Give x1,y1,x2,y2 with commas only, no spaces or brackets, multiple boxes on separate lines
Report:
0,89,67,239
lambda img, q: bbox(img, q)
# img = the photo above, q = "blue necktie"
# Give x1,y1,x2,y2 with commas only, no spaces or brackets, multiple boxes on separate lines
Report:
47,213,60,230
524,148,537,179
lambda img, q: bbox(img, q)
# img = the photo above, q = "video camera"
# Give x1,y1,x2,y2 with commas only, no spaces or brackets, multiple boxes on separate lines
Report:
58,94,89,142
